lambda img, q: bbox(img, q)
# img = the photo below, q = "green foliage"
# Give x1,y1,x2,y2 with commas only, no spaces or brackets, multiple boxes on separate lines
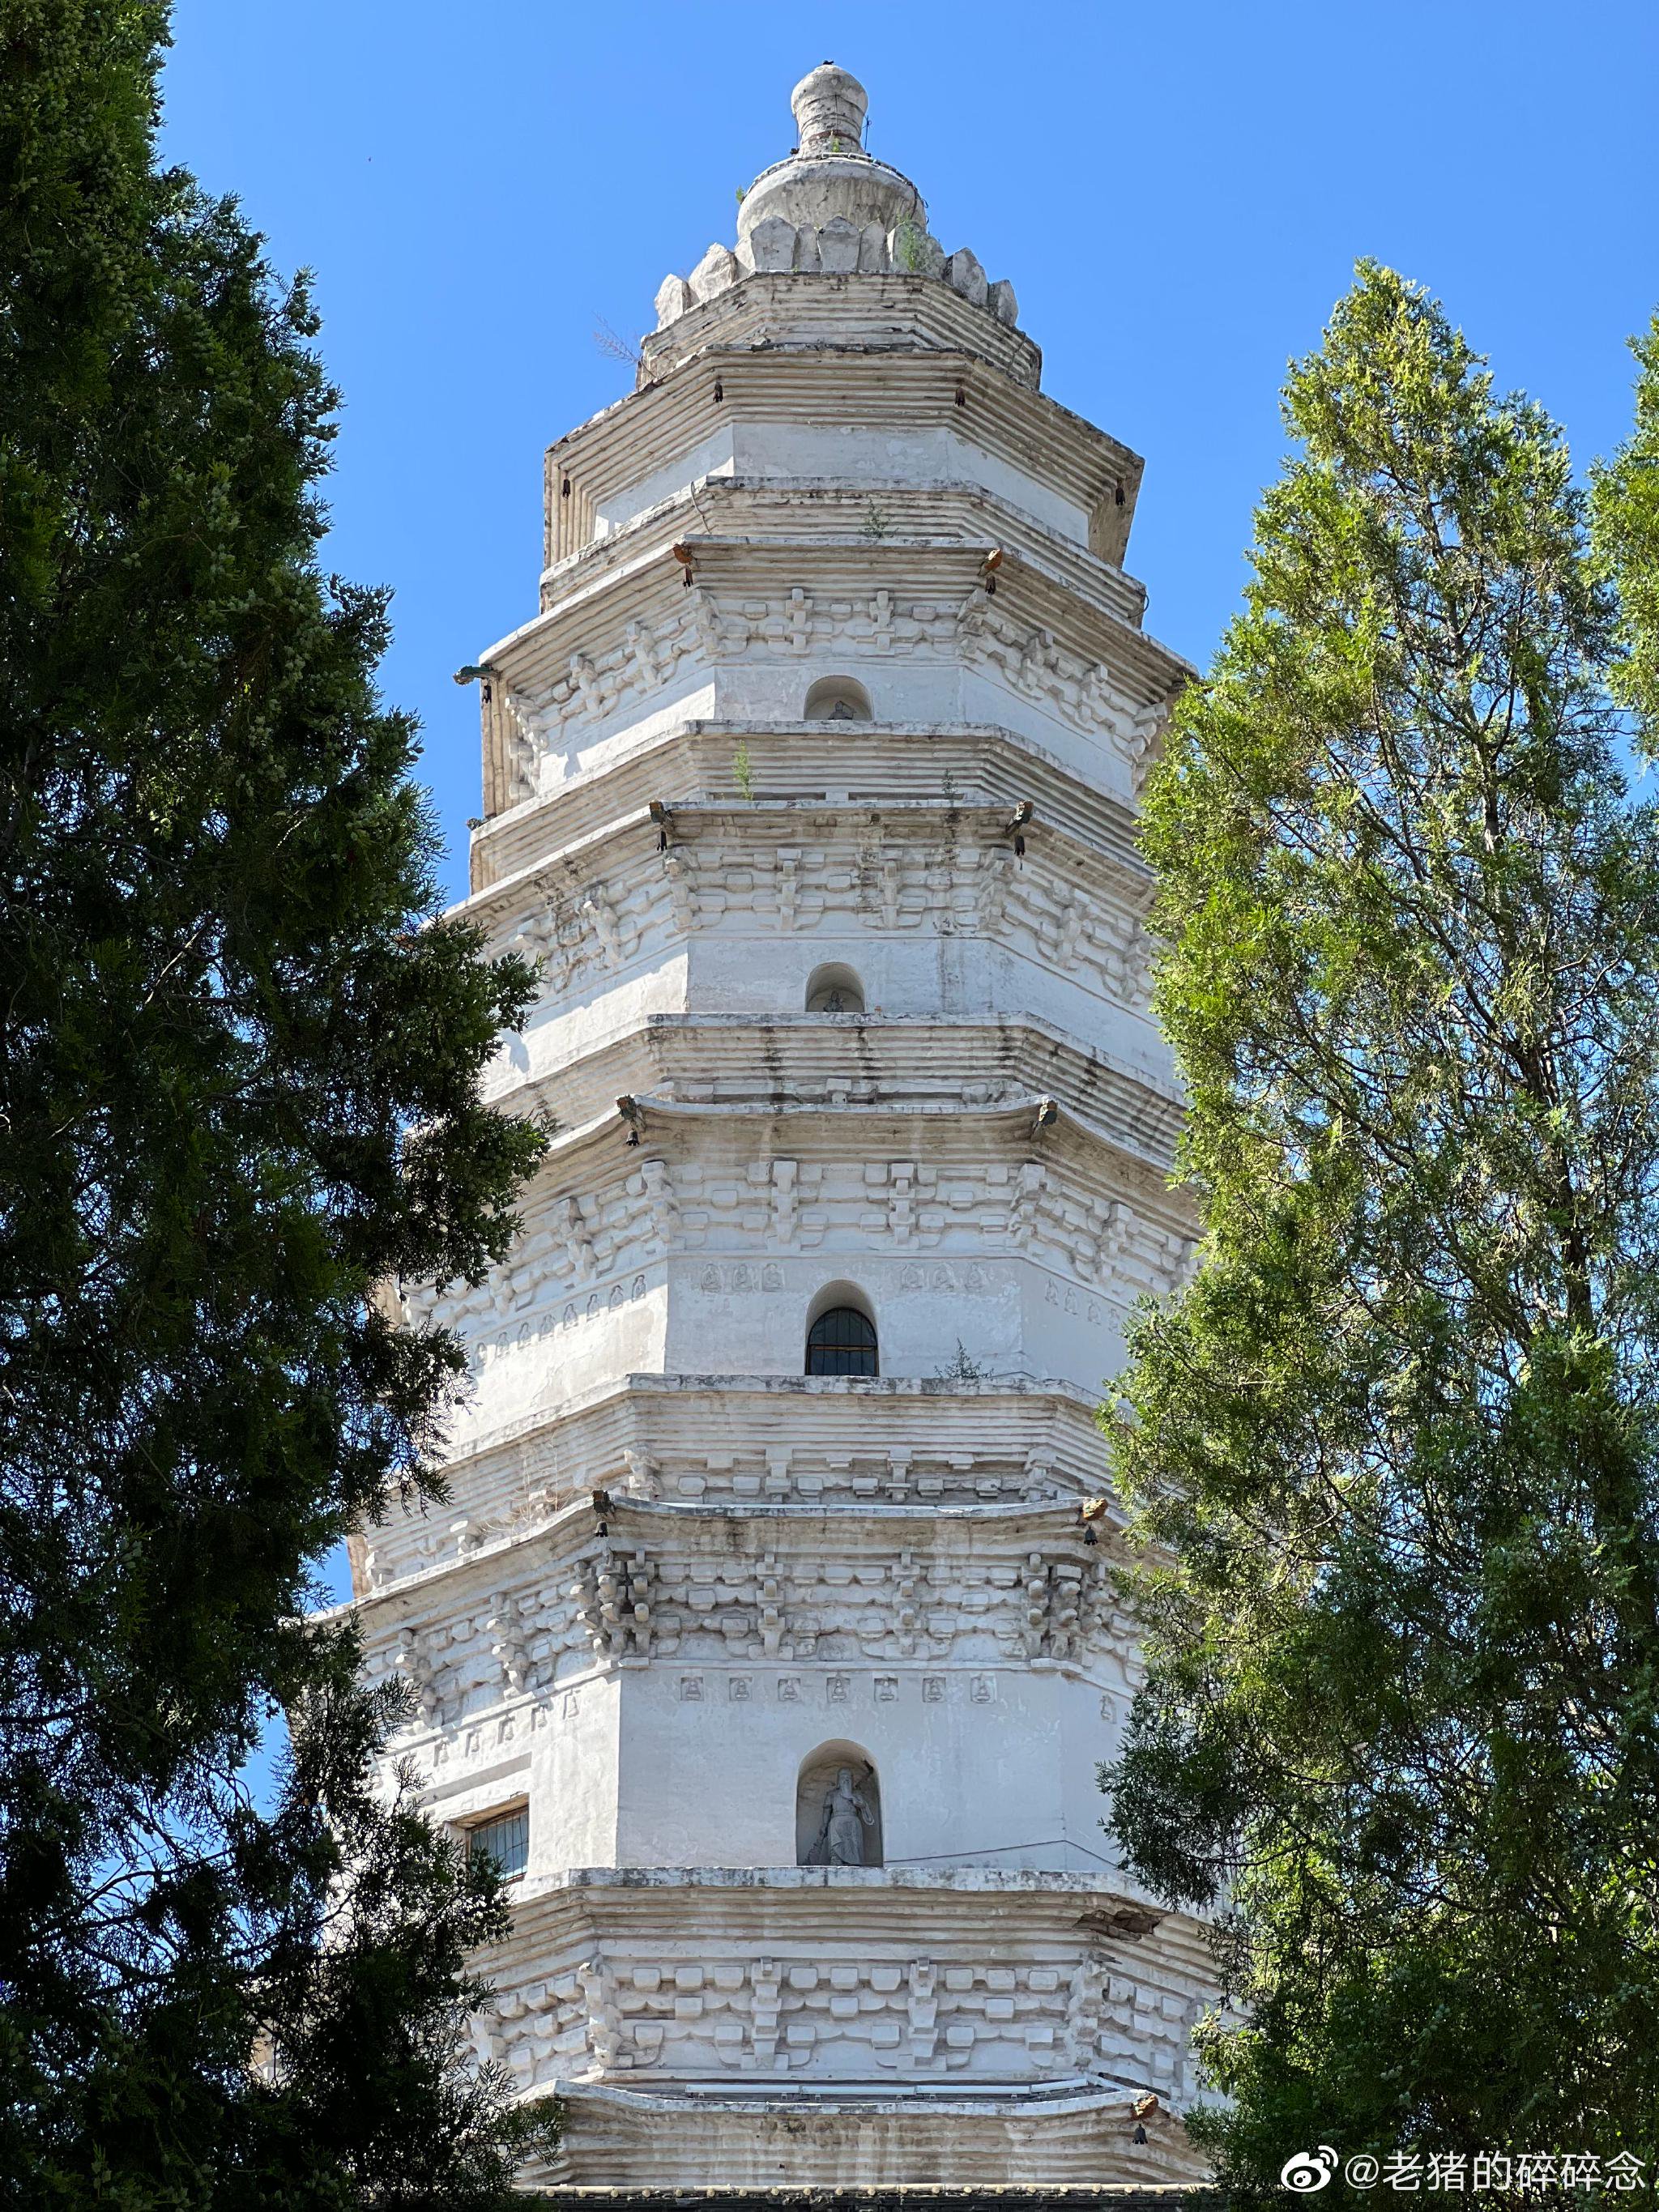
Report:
933,1340,985,1384
1103,263,1659,2174
731,742,756,802
1593,315,1659,746
892,218,929,275
0,2,549,2201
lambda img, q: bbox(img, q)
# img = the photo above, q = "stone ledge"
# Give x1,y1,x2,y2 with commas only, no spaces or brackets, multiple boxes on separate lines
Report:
535,2192,1222,2209
527,1863,1145,1895
637,273,1043,398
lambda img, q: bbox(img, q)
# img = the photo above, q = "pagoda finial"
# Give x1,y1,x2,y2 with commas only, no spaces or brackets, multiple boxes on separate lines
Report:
645,62,1026,356
791,62,868,156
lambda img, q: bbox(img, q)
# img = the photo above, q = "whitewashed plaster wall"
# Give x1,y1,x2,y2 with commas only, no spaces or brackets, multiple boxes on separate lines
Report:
527,647,1145,807
595,427,1093,545
497,936,1168,1101
361,1504,1146,1879
611,1661,1120,1873
534,678,719,792
407,1123,1190,1418
421,1251,1128,1433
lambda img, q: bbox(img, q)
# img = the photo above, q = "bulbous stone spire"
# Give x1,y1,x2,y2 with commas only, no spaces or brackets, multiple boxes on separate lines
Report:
791,61,868,156
650,64,1021,343
736,61,923,264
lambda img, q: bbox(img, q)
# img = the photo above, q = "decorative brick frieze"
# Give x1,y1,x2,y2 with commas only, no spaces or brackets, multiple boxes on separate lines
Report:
484,546,1182,810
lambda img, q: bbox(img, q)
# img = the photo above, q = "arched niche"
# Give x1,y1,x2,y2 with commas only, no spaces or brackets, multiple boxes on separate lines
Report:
804,675,873,722
797,1741,883,1866
805,1281,878,1377
804,961,865,1014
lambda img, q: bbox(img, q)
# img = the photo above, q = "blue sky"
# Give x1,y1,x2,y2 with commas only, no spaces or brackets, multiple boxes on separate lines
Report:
163,0,1658,920
156,0,1654,1640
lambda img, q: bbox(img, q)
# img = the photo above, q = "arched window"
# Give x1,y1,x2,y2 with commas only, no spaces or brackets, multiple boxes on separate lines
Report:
797,1743,883,1867
806,1305,878,1377
805,961,865,1014
804,675,872,722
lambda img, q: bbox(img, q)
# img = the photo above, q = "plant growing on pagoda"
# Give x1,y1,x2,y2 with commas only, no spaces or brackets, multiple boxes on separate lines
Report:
0,2,549,2199
893,216,930,273
1102,263,1659,2171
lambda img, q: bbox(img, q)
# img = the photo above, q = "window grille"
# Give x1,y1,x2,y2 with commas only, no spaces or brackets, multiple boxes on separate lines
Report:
467,1805,529,1879
806,1306,878,1378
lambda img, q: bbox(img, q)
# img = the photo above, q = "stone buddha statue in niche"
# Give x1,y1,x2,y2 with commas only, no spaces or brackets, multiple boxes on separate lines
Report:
812,1766,877,1865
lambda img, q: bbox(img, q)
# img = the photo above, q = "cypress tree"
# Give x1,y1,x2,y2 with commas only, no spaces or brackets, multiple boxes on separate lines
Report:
0,3,548,2199
1105,264,1659,2174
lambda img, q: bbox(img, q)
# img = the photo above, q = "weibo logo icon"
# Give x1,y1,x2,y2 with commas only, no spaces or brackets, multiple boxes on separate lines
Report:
1280,2146,1339,2193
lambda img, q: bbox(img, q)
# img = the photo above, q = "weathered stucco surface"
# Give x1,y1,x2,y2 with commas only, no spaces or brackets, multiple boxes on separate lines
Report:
352,63,1213,2193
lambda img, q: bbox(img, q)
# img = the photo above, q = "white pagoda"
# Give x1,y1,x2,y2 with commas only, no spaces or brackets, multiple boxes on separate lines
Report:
353,63,1213,2193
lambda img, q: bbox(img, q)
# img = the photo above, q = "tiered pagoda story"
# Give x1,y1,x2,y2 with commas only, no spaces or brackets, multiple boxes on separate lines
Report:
352,63,1214,2192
